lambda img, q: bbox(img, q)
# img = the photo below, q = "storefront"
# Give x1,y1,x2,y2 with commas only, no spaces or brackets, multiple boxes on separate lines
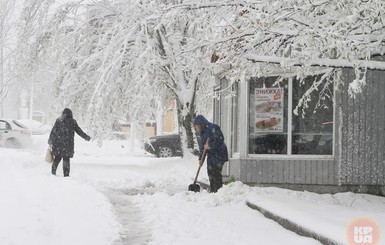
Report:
214,64,385,195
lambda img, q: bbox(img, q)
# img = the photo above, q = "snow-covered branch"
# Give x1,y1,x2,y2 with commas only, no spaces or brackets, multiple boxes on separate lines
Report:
15,0,385,141
246,55,385,71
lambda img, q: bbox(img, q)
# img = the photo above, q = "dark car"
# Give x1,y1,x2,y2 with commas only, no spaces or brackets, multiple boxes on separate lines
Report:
144,134,183,158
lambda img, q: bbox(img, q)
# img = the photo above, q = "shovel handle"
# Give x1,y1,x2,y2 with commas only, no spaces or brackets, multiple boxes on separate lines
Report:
193,165,202,184
194,149,207,184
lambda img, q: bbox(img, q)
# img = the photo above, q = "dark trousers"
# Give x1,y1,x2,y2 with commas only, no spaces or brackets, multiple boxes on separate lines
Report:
207,163,224,193
52,155,70,177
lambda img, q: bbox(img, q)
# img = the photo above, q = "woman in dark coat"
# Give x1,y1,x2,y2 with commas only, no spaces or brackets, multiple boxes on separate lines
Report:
48,108,91,177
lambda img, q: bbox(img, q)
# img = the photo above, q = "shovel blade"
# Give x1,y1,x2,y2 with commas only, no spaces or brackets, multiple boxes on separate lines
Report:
188,183,200,192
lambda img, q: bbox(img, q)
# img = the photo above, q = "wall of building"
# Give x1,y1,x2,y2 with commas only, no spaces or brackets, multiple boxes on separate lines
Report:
163,110,175,133
237,158,337,185
225,67,385,191
337,68,385,185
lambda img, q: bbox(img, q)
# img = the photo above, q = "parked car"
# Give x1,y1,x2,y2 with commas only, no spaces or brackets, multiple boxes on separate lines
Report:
144,134,183,158
0,119,32,148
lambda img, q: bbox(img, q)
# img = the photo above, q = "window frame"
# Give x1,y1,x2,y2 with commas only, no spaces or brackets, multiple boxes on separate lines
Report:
247,74,336,159
231,82,240,155
0,120,11,130
213,86,221,125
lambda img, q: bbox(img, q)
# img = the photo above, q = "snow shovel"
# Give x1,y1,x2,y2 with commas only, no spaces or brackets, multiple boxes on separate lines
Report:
188,149,207,192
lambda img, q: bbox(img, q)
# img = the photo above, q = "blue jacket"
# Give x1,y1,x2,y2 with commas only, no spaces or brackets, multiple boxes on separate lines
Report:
193,115,229,165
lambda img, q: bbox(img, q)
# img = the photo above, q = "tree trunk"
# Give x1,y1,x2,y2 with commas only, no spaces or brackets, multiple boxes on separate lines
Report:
156,102,163,136
176,100,196,154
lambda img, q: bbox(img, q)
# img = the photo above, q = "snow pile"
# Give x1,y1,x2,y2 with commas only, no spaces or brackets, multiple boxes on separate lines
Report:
247,187,385,244
73,154,204,192
0,148,120,245
131,182,319,245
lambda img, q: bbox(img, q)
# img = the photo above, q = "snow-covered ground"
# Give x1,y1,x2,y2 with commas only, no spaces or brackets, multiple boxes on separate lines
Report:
247,187,385,244
2,134,384,245
0,148,120,245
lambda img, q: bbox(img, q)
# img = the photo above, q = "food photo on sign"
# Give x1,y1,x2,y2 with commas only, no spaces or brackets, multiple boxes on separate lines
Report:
254,88,284,132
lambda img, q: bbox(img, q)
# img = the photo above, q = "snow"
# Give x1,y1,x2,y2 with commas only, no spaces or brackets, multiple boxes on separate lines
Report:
246,54,385,71
2,0,385,243
16,119,45,128
132,182,319,245
0,148,120,245
247,188,385,244
15,119,51,135
1,134,385,244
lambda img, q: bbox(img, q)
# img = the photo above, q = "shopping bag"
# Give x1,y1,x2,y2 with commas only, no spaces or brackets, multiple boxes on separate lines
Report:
45,148,53,163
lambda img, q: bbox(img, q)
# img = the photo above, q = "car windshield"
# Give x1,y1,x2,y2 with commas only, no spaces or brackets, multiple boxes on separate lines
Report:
13,120,28,129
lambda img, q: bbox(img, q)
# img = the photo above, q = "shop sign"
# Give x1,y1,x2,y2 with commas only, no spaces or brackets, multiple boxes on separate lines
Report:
254,88,284,132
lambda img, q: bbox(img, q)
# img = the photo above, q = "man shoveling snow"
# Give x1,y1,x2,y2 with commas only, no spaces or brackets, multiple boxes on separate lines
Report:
193,115,228,193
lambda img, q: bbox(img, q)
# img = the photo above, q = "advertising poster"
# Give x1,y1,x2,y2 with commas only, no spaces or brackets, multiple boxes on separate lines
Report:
254,88,284,132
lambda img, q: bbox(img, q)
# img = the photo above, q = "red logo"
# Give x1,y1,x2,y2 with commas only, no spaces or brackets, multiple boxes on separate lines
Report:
347,217,381,245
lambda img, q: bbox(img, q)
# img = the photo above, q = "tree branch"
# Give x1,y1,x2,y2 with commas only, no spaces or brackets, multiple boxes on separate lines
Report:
246,54,385,70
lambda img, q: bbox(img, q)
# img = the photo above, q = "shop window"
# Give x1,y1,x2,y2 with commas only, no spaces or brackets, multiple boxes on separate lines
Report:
248,74,334,156
214,79,240,156
292,76,334,155
249,77,288,154
0,121,11,130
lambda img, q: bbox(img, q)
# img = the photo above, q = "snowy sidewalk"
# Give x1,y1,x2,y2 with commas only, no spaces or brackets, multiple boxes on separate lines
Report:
246,187,385,245
0,148,120,245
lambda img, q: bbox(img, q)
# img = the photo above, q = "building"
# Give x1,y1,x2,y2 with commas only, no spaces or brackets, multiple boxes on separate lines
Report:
215,57,385,195
113,99,178,139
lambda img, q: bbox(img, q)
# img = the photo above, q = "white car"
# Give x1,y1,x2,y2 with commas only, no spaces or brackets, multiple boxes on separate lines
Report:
0,119,33,148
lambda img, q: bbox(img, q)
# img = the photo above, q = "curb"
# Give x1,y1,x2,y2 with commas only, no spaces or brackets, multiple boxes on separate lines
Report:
246,201,342,245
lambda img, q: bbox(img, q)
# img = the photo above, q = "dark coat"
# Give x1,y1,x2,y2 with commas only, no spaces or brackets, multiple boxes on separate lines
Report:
193,115,229,165
48,108,90,158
